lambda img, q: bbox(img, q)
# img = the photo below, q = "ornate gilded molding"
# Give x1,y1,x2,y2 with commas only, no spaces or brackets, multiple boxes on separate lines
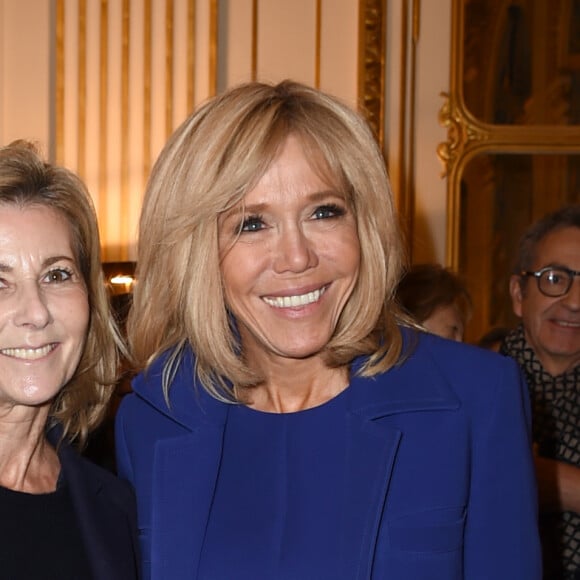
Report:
436,91,488,177
358,0,386,146
439,0,580,269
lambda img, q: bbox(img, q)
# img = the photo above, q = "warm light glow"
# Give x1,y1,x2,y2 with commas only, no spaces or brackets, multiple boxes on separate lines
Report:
102,261,137,296
110,275,135,285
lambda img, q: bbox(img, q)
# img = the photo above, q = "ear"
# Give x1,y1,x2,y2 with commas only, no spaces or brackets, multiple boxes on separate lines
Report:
509,275,524,318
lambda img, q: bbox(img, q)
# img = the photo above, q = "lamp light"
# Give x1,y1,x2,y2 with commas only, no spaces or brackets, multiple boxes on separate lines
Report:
102,261,137,296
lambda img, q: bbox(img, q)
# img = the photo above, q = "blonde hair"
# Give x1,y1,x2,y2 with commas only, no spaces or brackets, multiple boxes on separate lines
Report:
0,141,124,446
129,80,408,401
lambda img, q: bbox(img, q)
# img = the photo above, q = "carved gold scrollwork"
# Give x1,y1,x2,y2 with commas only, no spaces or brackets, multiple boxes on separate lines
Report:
359,0,386,146
437,91,488,177
436,93,464,177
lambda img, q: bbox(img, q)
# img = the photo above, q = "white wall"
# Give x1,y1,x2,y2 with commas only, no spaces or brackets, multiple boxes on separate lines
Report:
218,0,358,105
385,0,451,264
412,0,451,263
0,0,51,151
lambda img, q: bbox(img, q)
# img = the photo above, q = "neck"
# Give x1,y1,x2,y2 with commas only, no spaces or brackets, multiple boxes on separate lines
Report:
0,405,59,493
241,355,350,413
538,354,580,377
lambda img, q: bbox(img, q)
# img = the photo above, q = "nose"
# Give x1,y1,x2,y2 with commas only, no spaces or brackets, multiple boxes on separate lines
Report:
13,282,52,328
272,225,317,274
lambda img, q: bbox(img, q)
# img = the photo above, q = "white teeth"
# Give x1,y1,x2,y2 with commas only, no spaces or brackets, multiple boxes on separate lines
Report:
263,287,326,308
0,345,54,360
558,321,580,328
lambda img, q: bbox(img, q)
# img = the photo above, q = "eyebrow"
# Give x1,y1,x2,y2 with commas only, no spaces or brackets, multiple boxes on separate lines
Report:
538,262,575,270
0,255,76,273
224,189,345,218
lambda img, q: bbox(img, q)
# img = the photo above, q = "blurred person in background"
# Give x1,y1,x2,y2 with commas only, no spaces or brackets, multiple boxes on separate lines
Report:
501,204,580,579
396,263,472,342
477,326,510,352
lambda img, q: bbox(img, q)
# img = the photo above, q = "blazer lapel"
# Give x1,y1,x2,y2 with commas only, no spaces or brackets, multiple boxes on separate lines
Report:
150,420,226,579
341,354,461,580
57,442,139,580
131,347,230,580
340,411,402,580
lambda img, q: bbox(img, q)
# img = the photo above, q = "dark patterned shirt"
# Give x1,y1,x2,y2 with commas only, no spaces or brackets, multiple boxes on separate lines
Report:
501,325,580,580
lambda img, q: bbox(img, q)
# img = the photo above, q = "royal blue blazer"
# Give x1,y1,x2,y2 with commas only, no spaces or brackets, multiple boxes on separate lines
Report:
116,331,541,579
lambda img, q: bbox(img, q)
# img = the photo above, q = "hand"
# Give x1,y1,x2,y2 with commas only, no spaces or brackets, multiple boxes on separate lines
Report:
534,453,580,514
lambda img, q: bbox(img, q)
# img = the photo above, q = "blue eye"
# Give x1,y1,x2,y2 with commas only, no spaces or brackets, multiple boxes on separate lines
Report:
313,204,345,220
240,215,265,232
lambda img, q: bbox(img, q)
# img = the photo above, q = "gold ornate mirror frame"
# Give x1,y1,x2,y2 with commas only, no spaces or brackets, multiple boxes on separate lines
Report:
437,0,580,341
358,0,386,148
439,0,580,267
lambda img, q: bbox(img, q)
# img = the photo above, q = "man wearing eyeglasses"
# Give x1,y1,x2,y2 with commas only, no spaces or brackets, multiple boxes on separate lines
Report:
501,204,580,580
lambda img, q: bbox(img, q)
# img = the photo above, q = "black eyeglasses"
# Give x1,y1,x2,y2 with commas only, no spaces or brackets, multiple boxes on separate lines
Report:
520,266,580,297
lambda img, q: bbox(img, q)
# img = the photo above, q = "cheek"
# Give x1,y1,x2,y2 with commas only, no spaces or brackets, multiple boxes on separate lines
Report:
61,293,90,343
521,294,554,326
327,228,360,271
220,253,253,307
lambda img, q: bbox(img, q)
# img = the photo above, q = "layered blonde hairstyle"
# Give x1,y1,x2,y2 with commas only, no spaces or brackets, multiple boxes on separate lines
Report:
0,141,123,446
129,80,407,401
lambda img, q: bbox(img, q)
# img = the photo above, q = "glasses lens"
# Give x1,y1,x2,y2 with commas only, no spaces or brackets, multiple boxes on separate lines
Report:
538,268,571,297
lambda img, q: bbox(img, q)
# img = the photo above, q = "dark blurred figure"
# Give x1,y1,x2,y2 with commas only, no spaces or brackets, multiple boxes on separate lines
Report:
477,326,511,352
396,263,472,341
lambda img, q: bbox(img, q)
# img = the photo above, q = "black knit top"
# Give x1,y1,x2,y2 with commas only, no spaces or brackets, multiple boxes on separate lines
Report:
0,475,92,579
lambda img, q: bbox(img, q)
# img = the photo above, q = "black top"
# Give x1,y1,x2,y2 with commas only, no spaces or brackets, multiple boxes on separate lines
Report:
0,475,92,580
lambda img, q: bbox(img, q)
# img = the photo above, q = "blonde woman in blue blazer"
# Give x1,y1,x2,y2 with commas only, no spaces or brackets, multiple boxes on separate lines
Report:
116,80,541,579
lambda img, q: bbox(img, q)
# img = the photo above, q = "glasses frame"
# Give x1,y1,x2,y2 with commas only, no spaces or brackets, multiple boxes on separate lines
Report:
520,266,580,297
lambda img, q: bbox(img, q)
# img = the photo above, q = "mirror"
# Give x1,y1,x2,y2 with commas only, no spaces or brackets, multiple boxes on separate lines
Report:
462,0,580,126
439,0,580,343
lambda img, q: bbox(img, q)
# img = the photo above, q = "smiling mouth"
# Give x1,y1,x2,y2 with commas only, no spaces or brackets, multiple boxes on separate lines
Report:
554,320,580,328
263,286,327,308
0,344,56,360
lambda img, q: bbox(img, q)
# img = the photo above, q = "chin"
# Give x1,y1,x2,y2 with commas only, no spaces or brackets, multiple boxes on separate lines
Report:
277,341,330,360
15,381,64,408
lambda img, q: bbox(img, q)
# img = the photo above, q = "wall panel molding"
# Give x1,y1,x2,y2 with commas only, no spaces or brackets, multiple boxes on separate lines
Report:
55,0,386,259
56,0,218,260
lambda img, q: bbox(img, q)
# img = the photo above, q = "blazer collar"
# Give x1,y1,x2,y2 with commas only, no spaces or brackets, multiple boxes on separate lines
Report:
131,346,228,432
347,337,461,419
134,332,460,432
